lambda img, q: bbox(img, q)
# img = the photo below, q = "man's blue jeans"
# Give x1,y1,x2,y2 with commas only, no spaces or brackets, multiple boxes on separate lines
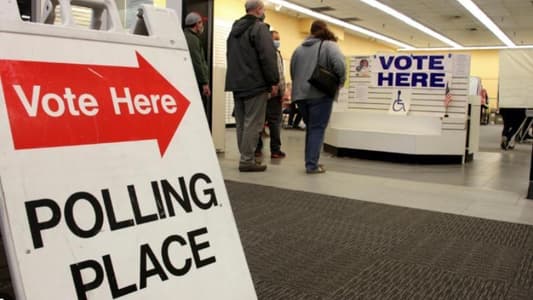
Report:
298,96,333,171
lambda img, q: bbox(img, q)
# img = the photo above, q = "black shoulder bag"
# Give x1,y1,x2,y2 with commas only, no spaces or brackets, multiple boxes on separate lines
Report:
308,40,339,97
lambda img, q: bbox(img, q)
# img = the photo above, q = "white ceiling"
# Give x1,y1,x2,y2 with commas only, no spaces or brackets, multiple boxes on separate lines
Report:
272,0,533,49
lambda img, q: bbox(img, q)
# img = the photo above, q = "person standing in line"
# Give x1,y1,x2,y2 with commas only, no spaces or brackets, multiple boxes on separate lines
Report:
225,0,279,172
281,82,304,130
480,87,489,125
256,30,286,159
288,104,304,129
290,20,345,174
500,107,525,150
183,12,211,120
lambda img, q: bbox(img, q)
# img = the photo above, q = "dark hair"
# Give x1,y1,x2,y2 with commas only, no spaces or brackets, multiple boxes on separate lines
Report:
270,30,278,35
310,20,338,42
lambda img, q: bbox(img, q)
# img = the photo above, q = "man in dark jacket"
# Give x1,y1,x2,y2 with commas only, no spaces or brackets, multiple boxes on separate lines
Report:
184,12,211,119
225,0,279,172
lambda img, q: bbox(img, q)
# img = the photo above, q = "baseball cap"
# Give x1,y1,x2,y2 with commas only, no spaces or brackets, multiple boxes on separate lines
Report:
185,12,206,26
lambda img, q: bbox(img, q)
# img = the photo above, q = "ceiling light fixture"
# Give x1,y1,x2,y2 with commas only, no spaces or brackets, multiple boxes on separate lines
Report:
360,0,463,49
266,0,415,49
398,45,533,52
456,0,515,47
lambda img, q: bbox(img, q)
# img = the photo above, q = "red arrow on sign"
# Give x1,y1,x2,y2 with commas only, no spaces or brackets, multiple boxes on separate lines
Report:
0,52,190,156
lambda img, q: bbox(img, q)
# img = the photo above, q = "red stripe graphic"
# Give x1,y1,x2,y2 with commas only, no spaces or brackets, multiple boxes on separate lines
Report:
0,52,189,156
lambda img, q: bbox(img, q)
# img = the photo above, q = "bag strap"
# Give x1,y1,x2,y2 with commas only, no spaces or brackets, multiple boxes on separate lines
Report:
316,40,330,69
316,40,323,65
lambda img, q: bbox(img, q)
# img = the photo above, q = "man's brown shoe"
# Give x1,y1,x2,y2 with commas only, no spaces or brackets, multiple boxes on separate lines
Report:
306,165,326,174
239,163,267,172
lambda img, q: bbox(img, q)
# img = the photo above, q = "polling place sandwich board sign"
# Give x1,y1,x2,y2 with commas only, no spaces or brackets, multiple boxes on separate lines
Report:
0,4,256,300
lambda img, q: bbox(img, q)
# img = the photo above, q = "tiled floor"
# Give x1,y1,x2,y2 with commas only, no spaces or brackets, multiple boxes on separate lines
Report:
217,124,533,225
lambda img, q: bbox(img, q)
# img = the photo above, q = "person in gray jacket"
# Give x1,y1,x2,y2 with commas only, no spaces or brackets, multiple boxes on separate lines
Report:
225,0,279,172
290,20,345,174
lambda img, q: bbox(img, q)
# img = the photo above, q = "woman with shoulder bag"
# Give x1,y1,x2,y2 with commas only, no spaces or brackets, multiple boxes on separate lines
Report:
290,20,346,174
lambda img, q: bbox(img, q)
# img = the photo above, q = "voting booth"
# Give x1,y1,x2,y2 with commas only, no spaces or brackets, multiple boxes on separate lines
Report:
0,1,256,299
498,49,533,199
326,53,472,163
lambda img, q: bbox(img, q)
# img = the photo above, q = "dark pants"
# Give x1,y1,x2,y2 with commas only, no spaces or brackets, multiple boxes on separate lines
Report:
298,96,333,171
480,105,489,125
500,108,525,142
288,102,302,128
198,85,212,131
257,96,282,153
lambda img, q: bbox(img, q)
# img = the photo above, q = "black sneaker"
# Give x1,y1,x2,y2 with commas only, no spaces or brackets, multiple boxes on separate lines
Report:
501,136,508,150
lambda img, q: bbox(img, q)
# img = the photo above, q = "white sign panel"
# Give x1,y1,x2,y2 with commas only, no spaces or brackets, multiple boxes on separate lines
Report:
371,53,452,89
451,54,471,78
0,7,256,300
388,89,412,115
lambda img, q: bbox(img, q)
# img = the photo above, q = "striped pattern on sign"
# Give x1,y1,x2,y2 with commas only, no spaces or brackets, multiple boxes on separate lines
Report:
339,55,469,131
214,19,236,125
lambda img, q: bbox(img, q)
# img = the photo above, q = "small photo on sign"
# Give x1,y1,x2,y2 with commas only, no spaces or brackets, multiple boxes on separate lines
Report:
388,89,412,115
354,56,371,77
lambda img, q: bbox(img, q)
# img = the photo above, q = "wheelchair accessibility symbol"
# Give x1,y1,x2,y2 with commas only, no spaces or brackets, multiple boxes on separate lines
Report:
392,90,406,112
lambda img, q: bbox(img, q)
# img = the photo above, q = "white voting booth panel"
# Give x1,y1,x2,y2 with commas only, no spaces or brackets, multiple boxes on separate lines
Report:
499,49,533,108
325,111,466,155
0,2,256,300
328,54,470,160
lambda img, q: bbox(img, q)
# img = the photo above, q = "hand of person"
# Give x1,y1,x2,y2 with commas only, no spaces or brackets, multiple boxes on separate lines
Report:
202,84,211,97
271,85,279,97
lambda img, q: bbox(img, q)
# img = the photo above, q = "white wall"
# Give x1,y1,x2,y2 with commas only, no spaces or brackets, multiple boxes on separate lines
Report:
166,0,182,18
